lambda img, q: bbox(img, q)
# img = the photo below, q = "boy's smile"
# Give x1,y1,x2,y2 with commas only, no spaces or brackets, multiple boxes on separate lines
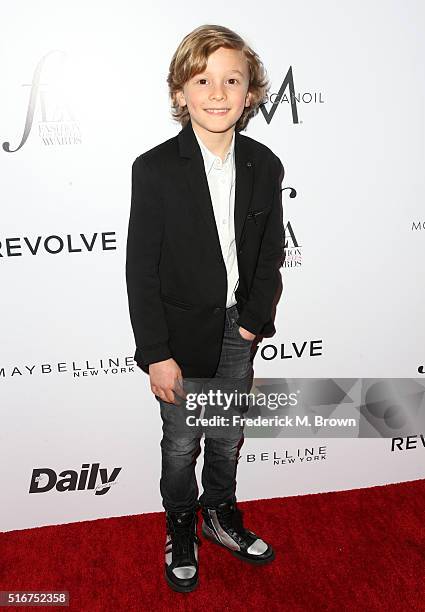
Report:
176,47,252,158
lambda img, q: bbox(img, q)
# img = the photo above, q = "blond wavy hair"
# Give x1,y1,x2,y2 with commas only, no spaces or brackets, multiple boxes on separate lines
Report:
167,24,270,132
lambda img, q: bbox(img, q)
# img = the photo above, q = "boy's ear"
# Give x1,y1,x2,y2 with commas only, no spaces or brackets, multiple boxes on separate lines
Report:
245,90,253,107
176,90,186,108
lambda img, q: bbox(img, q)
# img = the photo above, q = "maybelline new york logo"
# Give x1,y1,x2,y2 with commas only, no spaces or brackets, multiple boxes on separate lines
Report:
2,50,81,153
0,356,136,379
240,445,327,465
29,463,121,496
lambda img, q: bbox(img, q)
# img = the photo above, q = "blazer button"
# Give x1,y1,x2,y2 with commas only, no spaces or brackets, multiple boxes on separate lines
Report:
213,307,222,314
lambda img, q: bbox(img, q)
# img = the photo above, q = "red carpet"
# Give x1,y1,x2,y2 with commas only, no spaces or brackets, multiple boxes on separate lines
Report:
1,479,424,611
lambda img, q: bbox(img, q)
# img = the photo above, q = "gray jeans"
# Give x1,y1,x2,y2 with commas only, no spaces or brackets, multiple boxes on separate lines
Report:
158,304,254,513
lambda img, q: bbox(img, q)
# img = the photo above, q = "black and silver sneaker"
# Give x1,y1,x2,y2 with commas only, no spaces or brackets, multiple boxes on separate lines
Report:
201,500,275,564
164,509,201,592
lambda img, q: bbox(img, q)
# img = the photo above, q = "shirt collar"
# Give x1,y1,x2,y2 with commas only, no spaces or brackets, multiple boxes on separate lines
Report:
193,129,235,176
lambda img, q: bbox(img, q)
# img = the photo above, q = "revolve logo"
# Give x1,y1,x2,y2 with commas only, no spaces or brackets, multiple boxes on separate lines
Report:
0,232,116,258
391,434,425,452
260,340,323,361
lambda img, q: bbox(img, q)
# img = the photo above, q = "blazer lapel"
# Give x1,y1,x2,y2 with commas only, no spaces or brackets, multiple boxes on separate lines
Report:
177,118,254,262
234,129,254,249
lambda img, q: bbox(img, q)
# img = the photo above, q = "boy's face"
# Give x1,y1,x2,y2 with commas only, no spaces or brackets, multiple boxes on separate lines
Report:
176,46,253,136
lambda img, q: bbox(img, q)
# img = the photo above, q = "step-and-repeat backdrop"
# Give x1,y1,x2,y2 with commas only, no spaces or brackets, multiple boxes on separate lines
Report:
1,1,424,531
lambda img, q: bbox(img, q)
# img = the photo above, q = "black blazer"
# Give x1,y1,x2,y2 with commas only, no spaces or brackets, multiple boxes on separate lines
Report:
126,118,285,378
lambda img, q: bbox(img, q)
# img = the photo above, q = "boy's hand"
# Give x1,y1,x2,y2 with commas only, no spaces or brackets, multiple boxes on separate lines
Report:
149,358,187,406
238,325,256,342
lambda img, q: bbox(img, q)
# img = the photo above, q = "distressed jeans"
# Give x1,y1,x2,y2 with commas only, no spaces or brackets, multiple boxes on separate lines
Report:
158,304,254,513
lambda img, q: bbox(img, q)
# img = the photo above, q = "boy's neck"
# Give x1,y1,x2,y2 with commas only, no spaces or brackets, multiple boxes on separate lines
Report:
191,121,235,162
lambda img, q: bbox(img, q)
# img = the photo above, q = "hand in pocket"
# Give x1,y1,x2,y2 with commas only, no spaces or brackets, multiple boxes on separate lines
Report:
238,325,255,342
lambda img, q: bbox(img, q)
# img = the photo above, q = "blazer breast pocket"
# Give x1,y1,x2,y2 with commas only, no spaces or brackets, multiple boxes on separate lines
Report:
246,206,271,224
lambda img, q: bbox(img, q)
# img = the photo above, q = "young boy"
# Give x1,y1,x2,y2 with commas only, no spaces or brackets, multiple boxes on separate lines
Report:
126,24,284,592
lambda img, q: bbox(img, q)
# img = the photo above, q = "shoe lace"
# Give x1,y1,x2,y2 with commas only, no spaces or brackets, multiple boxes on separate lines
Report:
167,514,202,563
216,503,248,542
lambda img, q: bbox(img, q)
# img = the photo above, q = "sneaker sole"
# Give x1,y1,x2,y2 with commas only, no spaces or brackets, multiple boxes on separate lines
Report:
164,566,199,593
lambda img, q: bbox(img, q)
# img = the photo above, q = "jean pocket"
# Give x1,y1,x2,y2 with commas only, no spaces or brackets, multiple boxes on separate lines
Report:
237,325,254,343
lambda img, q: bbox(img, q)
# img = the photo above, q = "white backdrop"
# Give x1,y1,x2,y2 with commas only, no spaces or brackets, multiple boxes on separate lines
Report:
1,0,424,532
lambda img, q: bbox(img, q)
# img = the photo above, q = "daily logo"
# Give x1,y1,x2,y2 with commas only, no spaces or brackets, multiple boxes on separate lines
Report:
29,463,121,495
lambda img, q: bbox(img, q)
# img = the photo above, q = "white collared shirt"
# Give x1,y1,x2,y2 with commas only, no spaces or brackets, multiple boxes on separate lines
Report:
193,129,239,308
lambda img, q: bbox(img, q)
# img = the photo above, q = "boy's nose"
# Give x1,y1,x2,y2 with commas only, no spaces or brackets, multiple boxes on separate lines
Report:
210,88,225,99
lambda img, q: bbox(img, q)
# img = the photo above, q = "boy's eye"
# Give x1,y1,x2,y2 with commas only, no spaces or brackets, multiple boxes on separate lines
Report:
195,78,239,85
